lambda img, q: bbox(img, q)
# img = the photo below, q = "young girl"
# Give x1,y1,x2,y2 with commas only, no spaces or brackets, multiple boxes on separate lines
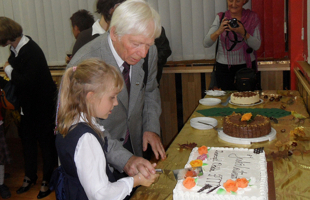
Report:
55,58,158,200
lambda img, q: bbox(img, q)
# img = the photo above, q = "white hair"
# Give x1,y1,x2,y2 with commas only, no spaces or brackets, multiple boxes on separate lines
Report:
109,0,161,39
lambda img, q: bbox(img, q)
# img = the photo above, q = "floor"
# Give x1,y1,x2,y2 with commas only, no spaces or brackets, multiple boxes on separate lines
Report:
5,123,56,200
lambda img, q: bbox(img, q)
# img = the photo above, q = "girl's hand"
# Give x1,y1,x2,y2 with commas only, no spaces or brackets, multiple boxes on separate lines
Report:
133,163,159,187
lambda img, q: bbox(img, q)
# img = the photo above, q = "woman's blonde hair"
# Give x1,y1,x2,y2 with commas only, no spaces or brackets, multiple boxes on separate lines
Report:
57,58,123,136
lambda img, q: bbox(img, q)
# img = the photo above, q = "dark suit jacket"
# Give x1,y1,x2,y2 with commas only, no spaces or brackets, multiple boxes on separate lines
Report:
67,32,161,172
71,27,100,57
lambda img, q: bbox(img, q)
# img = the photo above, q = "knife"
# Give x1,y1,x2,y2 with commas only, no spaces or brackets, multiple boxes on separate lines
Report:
155,167,203,180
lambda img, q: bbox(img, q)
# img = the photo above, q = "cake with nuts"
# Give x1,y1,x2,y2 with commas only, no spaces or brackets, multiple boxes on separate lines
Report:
223,112,271,138
230,91,260,105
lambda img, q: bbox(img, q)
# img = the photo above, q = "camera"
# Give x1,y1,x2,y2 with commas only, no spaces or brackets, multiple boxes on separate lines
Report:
229,18,239,28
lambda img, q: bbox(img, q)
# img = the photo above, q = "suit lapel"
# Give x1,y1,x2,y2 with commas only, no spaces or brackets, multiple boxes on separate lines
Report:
100,34,129,110
99,33,146,117
128,59,145,117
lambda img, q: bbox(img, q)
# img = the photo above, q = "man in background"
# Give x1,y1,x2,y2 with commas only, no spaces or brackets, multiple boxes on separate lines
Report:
71,0,125,57
66,9,94,63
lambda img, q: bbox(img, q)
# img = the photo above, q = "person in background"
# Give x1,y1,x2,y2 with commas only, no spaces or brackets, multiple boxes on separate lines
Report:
142,26,171,160
70,9,95,39
67,0,166,193
154,26,172,85
0,17,57,199
56,58,158,200
71,0,125,57
66,9,95,63
203,0,261,90
0,103,11,199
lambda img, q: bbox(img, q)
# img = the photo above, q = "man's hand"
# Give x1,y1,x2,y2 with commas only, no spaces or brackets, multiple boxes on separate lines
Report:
65,55,72,64
143,131,166,160
124,155,156,178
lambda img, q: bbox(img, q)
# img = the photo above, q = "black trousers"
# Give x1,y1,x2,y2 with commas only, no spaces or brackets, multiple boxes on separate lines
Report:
215,61,260,91
19,115,57,183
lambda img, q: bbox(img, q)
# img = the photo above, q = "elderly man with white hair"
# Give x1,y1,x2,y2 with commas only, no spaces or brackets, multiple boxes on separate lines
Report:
67,0,166,184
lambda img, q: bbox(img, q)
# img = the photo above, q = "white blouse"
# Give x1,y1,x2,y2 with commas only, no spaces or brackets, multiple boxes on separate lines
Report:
74,117,134,200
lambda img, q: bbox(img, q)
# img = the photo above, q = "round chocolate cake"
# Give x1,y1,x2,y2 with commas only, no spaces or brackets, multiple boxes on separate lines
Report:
223,112,271,138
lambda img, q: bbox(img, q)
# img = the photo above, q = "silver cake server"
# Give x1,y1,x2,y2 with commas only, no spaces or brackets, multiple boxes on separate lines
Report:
155,166,203,180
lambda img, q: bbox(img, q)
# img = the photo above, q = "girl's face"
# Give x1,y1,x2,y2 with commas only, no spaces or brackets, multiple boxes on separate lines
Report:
92,87,119,119
227,0,246,16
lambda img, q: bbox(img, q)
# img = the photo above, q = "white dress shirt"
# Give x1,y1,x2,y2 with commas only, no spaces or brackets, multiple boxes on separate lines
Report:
92,19,106,36
5,35,29,80
108,34,132,79
74,116,134,200
5,35,29,115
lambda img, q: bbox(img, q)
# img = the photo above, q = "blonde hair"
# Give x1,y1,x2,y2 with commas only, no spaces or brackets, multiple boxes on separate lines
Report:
57,58,123,136
109,0,161,39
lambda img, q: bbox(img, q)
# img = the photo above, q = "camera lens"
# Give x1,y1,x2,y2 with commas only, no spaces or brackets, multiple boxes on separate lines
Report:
229,18,239,28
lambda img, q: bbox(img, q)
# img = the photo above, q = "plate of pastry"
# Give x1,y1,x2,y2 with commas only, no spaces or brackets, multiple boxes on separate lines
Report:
205,90,226,96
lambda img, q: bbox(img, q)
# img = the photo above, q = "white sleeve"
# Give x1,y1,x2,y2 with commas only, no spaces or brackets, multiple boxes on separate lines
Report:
246,26,261,51
74,133,134,200
203,15,220,48
4,65,13,80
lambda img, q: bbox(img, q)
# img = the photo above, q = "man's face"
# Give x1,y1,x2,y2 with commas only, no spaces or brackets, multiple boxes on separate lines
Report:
72,25,80,39
110,27,155,65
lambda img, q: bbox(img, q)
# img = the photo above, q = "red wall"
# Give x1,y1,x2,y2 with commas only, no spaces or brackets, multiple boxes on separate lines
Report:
289,0,306,89
252,0,288,60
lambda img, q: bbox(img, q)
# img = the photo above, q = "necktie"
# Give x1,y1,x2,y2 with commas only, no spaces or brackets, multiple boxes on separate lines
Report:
122,62,131,145
122,62,130,95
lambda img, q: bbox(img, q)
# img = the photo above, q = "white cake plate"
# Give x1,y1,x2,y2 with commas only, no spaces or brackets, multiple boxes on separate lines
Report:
218,127,276,145
229,99,264,106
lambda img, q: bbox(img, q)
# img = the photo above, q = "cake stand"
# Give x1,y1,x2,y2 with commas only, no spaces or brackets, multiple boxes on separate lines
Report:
218,128,276,145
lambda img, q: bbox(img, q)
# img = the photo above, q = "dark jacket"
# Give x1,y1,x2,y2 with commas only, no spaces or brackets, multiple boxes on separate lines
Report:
0,36,56,119
72,27,100,57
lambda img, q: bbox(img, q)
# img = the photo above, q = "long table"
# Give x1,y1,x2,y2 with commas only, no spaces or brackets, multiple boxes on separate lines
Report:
131,90,310,200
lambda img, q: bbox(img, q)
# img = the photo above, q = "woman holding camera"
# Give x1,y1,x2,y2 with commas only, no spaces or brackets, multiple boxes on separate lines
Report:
203,0,261,90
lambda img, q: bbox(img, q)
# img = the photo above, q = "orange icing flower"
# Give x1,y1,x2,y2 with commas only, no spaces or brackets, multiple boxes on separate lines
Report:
183,177,196,189
223,179,238,192
241,113,252,121
185,170,197,178
236,178,249,188
190,159,203,167
198,145,208,155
